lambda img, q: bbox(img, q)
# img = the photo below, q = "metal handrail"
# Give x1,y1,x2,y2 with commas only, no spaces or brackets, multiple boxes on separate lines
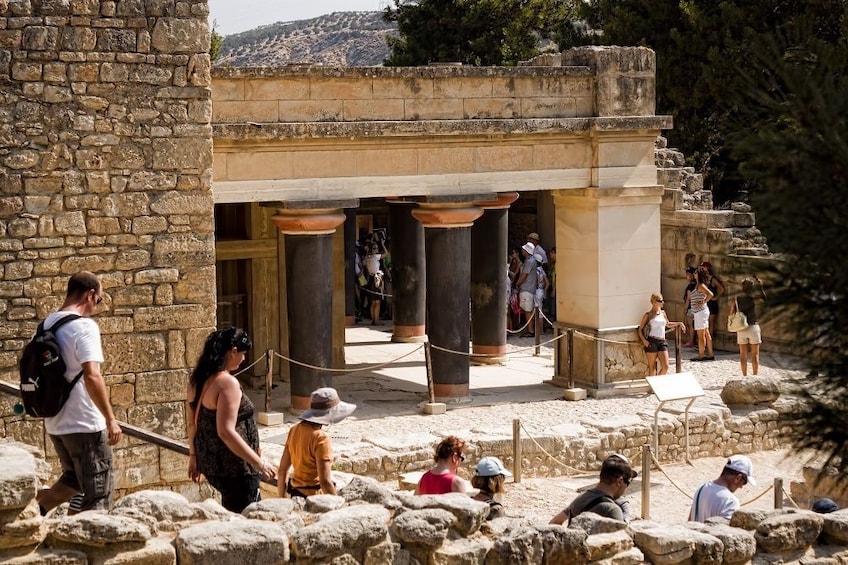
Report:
0,379,278,487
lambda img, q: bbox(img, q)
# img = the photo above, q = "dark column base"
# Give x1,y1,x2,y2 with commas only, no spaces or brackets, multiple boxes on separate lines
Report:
433,383,471,404
471,343,507,365
392,324,427,343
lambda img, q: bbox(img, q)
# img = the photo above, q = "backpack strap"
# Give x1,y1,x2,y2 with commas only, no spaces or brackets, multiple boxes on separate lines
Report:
568,493,616,525
46,313,84,386
45,313,82,332
692,484,705,521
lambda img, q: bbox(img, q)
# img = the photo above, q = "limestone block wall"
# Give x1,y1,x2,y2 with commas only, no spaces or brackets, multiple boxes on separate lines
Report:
4,442,845,565
0,0,215,497
655,138,792,353
329,404,790,483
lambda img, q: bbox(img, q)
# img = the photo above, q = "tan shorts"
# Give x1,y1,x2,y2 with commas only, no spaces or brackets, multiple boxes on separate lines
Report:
736,323,762,345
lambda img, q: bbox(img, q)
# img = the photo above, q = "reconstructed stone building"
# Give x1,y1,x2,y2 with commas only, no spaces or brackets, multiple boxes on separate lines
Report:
1,0,772,496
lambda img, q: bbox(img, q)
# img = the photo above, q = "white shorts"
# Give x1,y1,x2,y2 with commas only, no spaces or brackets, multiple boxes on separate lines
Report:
519,291,534,312
736,323,762,345
693,308,709,331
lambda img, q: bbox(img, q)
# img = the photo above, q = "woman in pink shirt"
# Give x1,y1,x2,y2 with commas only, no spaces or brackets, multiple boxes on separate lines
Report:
415,436,467,495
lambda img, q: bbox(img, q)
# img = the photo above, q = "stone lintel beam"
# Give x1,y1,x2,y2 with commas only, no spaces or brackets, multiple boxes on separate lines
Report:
260,199,359,210
272,208,346,235
474,192,519,210
553,185,665,201
213,116,673,142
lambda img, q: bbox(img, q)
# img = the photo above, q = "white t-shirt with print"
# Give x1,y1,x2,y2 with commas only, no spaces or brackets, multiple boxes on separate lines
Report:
690,480,740,522
42,312,106,436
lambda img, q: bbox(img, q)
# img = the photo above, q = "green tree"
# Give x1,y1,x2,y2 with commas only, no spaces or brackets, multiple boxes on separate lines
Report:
728,28,848,475
210,23,223,62
383,0,580,66
573,0,846,204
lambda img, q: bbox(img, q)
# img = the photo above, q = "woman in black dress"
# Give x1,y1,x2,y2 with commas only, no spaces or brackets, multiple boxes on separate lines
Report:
186,328,276,512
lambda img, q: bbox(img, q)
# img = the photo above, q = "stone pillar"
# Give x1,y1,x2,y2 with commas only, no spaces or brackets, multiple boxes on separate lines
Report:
272,207,347,411
471,193,518,363
553,183,664,396
388,200,426,343
412,203,483,402
343,210,357,327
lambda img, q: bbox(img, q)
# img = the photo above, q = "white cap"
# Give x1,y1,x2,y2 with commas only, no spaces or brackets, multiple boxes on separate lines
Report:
475,456,512,477
725,455,756,486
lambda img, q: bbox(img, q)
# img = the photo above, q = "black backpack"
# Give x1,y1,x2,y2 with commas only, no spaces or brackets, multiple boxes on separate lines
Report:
19,314,83,418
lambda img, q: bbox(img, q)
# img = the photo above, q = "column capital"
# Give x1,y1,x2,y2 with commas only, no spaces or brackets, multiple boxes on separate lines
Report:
474,192,519,210
411,203,483,228
272,208,346,235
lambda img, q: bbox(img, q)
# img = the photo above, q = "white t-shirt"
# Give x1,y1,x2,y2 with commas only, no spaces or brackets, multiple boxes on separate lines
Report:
43,312,106,436
689,480,739,522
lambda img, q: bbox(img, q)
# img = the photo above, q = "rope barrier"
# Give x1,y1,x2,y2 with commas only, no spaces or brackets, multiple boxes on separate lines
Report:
231,353,268,378
740,483,774,506
359,286,393,299
650,453,694,499
573,329,639,346
648,452,776,505
506,311,535,335
272,344,424,374
429,330,565,357
781,486,801,509
517,420,588,475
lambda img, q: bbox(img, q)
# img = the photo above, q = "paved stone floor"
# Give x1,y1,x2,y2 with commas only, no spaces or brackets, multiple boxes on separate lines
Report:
245,323,819,524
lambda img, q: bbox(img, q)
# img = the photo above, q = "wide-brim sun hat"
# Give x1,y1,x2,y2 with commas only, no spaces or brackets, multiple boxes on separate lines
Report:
298,387,356,426
527,232,540,241
521,242,535,255
476,456,512,477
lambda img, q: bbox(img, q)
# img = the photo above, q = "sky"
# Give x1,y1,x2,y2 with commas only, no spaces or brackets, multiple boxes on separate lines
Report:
209,0,390,37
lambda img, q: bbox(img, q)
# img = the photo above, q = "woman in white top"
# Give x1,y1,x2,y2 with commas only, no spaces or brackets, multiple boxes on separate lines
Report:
638,293,686,375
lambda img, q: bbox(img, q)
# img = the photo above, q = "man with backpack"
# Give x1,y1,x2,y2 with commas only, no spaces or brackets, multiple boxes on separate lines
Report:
549,455,637,524
33,271,121,515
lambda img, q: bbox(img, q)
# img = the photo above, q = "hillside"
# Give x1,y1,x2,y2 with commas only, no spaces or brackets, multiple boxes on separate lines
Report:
215,11,395,67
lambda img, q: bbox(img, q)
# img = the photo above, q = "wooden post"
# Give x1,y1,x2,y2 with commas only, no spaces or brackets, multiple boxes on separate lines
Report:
641,445,651,520
675,326,682,373
513,418,522,484
264,349,273,413
534,308,541,355
567,328,574,389
774,478,783,509
424,341,435,404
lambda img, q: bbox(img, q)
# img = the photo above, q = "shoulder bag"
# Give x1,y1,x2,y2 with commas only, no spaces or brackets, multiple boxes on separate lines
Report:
727,298,749,332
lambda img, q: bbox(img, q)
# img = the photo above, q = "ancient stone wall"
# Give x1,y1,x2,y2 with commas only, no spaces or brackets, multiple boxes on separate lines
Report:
3,442,847,564
655,137,793,353
0,0,215,498
327,403,790,484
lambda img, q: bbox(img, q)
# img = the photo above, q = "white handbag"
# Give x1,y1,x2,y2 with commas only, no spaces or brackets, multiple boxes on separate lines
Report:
727,298,749,332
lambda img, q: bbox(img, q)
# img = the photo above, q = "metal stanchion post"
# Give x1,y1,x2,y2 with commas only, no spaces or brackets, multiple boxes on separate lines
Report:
774,478,783,509
641,445,651,520
513,419,522,484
